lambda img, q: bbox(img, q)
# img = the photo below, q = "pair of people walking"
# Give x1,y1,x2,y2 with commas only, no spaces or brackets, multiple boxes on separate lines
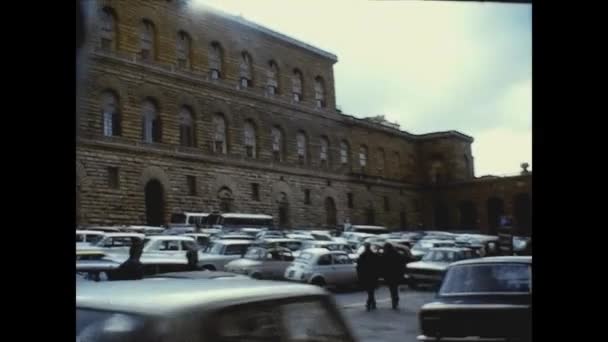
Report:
357,242,409,311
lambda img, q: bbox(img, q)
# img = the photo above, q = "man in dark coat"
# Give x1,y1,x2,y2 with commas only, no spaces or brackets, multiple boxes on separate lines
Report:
357,242,380,311
110,240,144,281
382,243,406,309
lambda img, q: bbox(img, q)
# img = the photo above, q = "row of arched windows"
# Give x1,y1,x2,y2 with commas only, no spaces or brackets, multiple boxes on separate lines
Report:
100,90,400,175
99,7,327,108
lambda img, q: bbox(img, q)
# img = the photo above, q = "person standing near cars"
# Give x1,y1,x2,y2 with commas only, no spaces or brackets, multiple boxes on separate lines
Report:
110,240,145,281
357,242,380,311
382,243,406,310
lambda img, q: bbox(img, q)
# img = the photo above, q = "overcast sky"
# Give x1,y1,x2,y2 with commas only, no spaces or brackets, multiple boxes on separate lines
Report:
194,0,531,176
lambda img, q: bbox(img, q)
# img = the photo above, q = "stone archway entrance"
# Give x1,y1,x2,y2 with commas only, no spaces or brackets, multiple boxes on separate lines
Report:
325,197,337,226
218,186,234,212
145,179,165,226
458,201,477,229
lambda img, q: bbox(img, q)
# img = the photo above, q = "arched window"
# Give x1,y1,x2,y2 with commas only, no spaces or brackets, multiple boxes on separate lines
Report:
179,107,194,147
101,91,121,137
209,42,223,80
267,60,279,95
320,136,330,168
296,131,308,165
359,145,368,168
141,99,160,143
271,126,284,162
377,148,386,175
140,19,155,61
239,51,252,88
176,31,191,69
340,140,350,165
394,151,401,178
212,114,227,154
243,120,257,158
292,69,303,102
314,76,326,108
99,7,117,51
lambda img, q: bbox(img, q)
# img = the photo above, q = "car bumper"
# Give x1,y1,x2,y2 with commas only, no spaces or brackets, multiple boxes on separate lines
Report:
418,336,511,342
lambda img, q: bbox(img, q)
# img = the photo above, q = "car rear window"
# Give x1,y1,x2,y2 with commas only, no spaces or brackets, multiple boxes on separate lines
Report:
440,263,531,294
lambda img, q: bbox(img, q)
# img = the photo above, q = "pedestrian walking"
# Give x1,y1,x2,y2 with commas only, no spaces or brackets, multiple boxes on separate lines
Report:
357,242,380,311
186,246,200,271
382,243,406,310
110,240,144,281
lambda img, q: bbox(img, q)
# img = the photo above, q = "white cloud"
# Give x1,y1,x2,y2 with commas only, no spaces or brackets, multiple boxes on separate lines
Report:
196,0,531,175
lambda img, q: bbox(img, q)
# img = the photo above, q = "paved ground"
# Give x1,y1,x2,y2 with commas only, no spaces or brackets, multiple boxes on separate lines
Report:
333,286,436,342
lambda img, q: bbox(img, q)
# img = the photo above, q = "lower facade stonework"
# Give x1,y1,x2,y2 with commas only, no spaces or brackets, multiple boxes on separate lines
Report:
76,142,423,229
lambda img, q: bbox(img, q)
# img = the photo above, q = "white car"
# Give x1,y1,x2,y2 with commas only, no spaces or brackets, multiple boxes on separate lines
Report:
75,230,106,248
77,232,145,255
225,246,295,280
284,248,357,288
294,241,358,260
198,239,253,271
341,232,374,250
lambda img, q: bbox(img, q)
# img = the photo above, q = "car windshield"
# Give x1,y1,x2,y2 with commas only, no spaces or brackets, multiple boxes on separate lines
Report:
244,247,266,260
413,241,433,251
422,250,458,262
440,263,532,294
76,309,147,339
206,243,224,255
296,252,314,263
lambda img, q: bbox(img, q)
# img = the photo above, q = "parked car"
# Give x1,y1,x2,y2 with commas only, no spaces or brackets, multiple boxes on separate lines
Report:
77,225,123,233
122,225,166,235
138,235,198,260
406,247,477,289
198,239,253,271
77,278,356,342
284,249,357,288
255,230,286,240
295,240,358,260
75,230,106,248
184,233,212,248
411,239,456,261
146,269,249,280
286,233,316,241
77,232,145,254
341,232,374,250
253,238,303,252
417,256,531,342
225,246,295,279
215,233,256,241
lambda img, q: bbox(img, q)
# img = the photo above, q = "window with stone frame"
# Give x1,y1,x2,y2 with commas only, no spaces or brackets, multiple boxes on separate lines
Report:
267,60,279,95
209,42,223,79
377,148,386,175
176,30,191,69
384,196,390,212
251,183,260,201
296,131,307,165
314,76,326,108
239,51,253,88
108,167,119,189
187,175,197,196
394,151,401,178
244,120,257,158
359,145,368,168
179,106,194,147
212,114,227,154
271,126,283,162
292,69,303,102
340,140,349,165
101,91,121,137
320,136,329,168
304,189,311,205
141,99,160,143
99,7,117,51
140,19,155,61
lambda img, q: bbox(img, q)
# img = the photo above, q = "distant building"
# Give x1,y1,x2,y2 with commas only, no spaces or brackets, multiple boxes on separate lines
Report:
76,0,530,236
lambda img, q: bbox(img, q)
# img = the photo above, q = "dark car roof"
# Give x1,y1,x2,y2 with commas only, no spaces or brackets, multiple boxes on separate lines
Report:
449,256,531,267
77,278,326,316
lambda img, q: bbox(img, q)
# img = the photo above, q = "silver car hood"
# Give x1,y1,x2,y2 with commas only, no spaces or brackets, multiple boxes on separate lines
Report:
407,261,449,271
